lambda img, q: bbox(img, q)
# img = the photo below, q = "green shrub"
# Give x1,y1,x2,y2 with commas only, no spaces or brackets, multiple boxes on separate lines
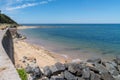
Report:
17,69,27,80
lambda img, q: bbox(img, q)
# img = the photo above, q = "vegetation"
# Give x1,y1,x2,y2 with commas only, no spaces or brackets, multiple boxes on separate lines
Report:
17,69,27,80
0,14,18,24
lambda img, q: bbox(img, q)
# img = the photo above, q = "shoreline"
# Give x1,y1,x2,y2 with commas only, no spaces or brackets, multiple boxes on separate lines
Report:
16,26,115,62
14,39,72,68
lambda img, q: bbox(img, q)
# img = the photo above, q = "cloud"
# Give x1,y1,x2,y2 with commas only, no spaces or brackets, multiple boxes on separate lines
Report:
6,3,38,11
40,1,48,4
5,0,54,11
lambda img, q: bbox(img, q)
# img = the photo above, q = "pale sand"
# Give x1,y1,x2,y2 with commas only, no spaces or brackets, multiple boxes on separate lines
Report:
14,40,71,68
17,26,39,30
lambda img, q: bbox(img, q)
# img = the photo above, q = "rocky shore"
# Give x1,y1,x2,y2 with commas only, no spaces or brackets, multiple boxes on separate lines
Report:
22,56,120,80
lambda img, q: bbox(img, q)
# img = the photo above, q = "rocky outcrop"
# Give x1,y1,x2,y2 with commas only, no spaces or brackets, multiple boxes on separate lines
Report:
23,57,120,80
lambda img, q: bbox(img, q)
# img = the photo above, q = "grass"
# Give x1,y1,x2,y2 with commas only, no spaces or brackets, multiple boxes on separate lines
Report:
17,69,27,80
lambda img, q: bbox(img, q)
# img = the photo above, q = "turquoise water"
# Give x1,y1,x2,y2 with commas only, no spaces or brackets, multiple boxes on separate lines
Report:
19,24,120,60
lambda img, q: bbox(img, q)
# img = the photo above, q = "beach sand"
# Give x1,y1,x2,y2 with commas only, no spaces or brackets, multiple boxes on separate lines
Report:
14,39,71,68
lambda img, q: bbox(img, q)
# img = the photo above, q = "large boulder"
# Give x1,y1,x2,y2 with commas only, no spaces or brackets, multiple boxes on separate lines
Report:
50,62,65,75
101,72,115,80
82,68,90,79
104,62,119,76
55,62,65,71
94,63,108,73
33,66,42,78
25,65,33,73
68,63,83,76
90,71,101,80
43,66,52,77
64,70,77,80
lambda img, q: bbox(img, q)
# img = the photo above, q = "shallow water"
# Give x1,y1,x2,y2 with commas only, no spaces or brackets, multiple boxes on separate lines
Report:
19,24,120,60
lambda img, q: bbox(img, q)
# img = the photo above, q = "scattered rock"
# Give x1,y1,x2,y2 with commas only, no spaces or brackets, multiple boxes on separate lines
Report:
64,70,77,80
50,62,65,75
43,66,52,77
114,56,120,65
87,57,101,64
90,71,101,80
25,65,33,73
68,63,82,76
55,62,65,71
33,66,42,78
94,63,108,73
82,68,90,79
101,72,115,80
50,76,65,80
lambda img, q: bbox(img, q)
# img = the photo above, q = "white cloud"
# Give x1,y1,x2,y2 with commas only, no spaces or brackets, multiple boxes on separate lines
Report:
40,1,48,4
6,3,38,11
5,0,54,11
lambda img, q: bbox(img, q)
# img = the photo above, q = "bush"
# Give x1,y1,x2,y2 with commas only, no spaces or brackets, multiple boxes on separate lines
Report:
17,69,27,80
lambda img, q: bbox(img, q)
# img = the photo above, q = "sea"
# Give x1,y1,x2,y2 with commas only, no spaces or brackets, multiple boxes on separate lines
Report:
19,24,120,60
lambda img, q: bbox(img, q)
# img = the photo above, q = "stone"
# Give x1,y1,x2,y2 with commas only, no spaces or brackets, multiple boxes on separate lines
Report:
94,63,108,74
76,77,84,80
117,65,120,71
90,71,101,80
87,57,101,64
68,63,82,76
101,72,115,80
114,56,120,65
33,66,42,78
50,76,65,80
104,62,119,76
55,62,65,71
50,63,65,75
25,65,33,73
64,70,77,80
88,66,99,73
50,65,59,74
112,75,120,80
82,68,90,79
43,66,52,77
40,77,49,80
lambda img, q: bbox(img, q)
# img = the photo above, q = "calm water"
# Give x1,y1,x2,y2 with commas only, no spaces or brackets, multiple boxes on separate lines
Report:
19,24,120,60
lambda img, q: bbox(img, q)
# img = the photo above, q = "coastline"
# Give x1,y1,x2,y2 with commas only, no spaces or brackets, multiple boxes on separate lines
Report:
14,39,71,68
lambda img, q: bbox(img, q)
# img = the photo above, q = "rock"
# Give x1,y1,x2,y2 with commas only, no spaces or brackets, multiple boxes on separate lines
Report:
50,65,59,74
25,65,33,73
94,63,108,74
87,57,101,64
88,66,99,73
68,63,82,76
101,72,115,80
117,65,120,71
40,77,49,80
23,56,27,60
76,77,84,80
112,75,120,80
82,68,90,79
114,56,120,65
110,61,117,68
64,70,77,80
33,66,42,78
90,71,101,80
43,66,52,77
50,76,65,80
50,62,65,75
104,62,119,76
55,62,65,71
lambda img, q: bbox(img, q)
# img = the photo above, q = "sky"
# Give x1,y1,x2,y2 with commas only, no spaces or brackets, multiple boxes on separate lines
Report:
0,0,120,24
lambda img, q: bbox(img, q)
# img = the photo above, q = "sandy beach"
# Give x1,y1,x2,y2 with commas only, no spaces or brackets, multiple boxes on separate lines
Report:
14,39,71,68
